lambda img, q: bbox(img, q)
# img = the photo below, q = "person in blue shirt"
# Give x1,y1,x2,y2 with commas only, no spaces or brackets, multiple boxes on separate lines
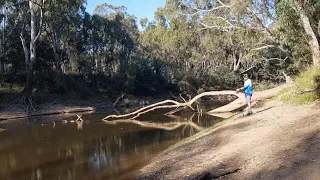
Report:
236,74,253,115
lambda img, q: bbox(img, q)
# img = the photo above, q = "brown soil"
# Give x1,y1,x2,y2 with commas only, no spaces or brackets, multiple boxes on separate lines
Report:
0,104,95,121
137,100,320,180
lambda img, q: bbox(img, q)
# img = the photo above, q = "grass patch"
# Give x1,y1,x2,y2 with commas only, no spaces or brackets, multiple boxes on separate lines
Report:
280,67,320,105
253,82,279,91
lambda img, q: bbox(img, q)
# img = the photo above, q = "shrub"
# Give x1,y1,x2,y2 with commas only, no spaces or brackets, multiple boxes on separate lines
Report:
281,67,320,104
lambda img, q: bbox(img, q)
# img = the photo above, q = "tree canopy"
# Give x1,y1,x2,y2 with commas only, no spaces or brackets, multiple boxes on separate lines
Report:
0,0,320,106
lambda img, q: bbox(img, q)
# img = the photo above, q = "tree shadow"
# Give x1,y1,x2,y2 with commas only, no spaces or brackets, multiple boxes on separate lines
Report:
137,120,253,180
246,114,320,180
137,107,320,180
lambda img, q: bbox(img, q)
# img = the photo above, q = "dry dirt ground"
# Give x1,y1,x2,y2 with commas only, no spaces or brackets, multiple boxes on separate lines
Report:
137,100,320,180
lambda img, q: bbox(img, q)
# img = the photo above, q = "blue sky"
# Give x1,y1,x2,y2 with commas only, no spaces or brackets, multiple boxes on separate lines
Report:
85,0,166,22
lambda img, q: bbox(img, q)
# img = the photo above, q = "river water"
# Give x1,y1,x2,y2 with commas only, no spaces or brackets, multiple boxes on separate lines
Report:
0,110,224,180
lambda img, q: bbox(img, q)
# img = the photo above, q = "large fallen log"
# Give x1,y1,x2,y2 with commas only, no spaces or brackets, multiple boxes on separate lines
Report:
102,91,242,120
102,83,293,121
208,84,293,114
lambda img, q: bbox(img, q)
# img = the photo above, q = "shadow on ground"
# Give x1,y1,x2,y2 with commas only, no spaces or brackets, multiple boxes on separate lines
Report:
137,104,320,180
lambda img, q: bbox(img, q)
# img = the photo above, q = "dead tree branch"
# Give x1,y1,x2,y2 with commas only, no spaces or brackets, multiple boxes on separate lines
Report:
103,91,241,121
102,84,293,121
113,93,126,107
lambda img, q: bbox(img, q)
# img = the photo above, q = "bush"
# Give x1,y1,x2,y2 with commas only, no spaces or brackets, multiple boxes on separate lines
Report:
280,67,320,105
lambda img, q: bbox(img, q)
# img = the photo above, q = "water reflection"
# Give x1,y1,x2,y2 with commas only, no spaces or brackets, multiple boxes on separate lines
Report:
0,112,223,180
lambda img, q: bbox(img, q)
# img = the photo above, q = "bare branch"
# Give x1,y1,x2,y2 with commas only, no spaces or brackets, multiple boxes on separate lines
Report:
179,94,187,103
113,93,126,107
103,91,242,120
199,22,235,31
246,7,277,43
251,45,277,51
262,56,288,62
102,84,293,122
20,33,29,64
262,0,276,21
216,0,227,6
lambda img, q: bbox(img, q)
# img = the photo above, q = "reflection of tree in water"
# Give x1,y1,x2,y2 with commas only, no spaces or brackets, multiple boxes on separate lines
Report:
104,118,203,131
103,112,223,137
0,112,222,179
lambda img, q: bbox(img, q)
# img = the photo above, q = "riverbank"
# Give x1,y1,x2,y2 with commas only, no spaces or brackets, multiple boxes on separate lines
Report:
0,90,234,121
137,99,320,180
0,88,172,121
0,104,96,121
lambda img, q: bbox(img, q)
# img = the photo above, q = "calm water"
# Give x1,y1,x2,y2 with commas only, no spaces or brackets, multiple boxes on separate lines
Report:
0,110,224,180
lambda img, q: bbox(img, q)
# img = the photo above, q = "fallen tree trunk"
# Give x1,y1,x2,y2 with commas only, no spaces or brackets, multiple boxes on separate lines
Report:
102,84,293,121
208,83,293,115
103,91,241,120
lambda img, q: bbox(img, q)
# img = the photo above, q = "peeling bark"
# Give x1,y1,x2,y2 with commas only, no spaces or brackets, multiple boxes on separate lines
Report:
291,0,320,67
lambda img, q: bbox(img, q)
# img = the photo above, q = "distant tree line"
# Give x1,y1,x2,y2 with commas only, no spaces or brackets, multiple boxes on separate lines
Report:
0,0,319,104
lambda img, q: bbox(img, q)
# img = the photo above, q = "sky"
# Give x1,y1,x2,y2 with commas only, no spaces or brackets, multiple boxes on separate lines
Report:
85,0,166,24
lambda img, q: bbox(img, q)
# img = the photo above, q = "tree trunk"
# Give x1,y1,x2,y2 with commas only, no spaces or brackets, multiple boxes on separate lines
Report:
300,12,320,66
53,47,62,73
20,0,42,99
292,1,320,66
318,20,320,38
0,60,4,73
22,65,34,96
233,51,242,72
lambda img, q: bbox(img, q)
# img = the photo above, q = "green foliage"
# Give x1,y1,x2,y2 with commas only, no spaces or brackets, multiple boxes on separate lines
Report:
2,0,320,104
231,0,251,14
281,68,320,104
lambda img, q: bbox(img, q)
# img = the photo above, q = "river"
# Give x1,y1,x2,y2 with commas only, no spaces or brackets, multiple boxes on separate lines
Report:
0,110,224,180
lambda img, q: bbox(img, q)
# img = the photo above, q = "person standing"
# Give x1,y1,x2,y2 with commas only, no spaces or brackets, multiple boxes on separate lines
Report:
236,74,253,115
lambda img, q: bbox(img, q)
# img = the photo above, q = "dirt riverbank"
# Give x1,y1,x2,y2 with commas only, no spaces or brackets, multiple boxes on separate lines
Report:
138,100,320,180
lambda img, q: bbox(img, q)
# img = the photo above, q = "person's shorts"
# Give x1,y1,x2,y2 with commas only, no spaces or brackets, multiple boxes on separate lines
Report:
245,94,252,103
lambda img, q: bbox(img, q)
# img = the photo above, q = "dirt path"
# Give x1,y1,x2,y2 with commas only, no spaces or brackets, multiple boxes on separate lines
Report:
137,100,320,180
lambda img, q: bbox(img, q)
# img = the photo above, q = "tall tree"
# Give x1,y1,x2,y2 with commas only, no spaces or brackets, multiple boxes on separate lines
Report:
290,0,320,66
44,0,85,73
17,0,44,105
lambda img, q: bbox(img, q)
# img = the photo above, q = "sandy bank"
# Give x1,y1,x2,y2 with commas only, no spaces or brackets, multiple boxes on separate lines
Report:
138,100,320,180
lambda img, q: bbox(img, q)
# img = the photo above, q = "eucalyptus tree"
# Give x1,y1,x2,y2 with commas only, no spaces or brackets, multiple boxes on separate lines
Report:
0,4,6,74
44,0,85,73
16,0,45,105
92,3,139,75
277,0,320,67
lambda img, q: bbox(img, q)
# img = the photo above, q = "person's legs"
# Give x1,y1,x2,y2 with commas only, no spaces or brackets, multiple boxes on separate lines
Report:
246,95,252,114
248,101,252,114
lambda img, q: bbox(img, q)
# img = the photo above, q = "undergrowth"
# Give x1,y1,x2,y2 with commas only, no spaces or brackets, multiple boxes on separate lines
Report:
280,67,320,105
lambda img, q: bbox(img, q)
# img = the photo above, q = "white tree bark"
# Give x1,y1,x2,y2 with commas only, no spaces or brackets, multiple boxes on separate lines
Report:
103,84,293,121
292,0,320,67
20,0,44,97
